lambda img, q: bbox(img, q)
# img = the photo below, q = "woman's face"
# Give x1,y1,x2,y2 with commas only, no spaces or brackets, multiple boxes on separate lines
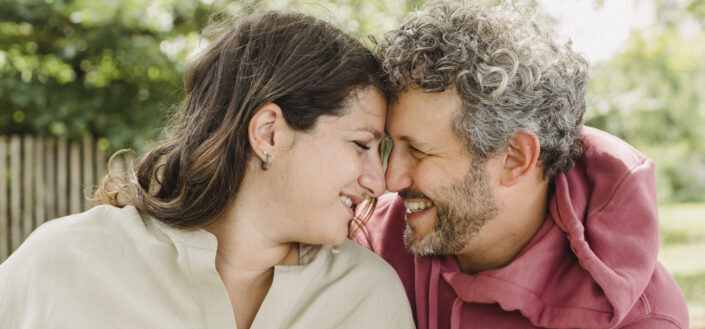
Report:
274,87,387,246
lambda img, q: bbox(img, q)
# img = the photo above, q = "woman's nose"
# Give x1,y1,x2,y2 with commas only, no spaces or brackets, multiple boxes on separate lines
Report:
359,159,386,197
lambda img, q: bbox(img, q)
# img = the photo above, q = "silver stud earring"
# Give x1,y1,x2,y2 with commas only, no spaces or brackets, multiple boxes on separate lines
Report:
261,151,272,170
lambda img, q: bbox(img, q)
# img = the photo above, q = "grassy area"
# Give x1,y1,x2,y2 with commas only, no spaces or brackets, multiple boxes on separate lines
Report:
658,203,705,328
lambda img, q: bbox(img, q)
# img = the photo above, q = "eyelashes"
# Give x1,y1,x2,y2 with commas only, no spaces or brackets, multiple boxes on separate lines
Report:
354,141,371,150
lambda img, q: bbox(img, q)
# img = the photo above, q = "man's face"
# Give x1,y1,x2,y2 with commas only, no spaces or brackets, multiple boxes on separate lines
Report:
385,88,499,256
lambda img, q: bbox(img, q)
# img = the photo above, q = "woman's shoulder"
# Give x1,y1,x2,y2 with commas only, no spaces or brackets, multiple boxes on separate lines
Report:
0,206,207,328
0,205,158,272
38,204,142,230
332,239,402,278
23,205,149,248
0,205,178,304
299,240,415,328
309,239,408,295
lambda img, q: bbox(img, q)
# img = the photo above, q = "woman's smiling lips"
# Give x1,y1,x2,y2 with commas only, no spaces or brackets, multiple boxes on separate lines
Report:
339,194,364,218
339,195,354,217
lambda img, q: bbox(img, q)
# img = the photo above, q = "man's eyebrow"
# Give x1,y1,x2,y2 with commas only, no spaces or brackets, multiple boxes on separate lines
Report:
399,135,431,150
356,127,383,140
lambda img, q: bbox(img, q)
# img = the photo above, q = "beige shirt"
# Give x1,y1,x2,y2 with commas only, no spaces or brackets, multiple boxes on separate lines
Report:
0,205,415,329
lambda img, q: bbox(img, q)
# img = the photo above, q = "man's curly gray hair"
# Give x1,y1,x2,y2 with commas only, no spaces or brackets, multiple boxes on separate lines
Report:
377,1,589,180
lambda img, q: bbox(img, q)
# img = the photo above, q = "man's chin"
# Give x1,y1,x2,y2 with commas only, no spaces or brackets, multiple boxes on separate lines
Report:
403,225,442,256
403,222,473,257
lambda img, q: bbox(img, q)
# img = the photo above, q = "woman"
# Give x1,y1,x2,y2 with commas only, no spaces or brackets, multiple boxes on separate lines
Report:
0,11,415,329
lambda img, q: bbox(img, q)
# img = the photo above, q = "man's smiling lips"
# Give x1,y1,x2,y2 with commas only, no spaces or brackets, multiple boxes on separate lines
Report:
403,199,436,232
404,199,434,213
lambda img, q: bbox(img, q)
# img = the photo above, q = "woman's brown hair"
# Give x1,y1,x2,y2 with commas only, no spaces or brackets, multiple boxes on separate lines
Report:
93,11,384,230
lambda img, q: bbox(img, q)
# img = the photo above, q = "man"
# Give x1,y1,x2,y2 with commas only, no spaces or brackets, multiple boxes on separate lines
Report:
353,1,689,328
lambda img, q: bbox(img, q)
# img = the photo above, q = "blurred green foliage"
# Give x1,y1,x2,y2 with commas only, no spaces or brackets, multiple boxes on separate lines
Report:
586,0,705,202
0,0,703,201
657,203,705,325
0,0,216,149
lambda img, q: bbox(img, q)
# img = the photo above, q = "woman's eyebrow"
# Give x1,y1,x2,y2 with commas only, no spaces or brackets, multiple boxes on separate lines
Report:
355,127,383,140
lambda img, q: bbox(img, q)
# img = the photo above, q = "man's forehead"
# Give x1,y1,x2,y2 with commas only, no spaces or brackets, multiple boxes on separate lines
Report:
386,88,462,136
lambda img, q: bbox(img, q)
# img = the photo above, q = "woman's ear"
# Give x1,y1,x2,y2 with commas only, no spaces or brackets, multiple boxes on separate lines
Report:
248,102,289,164
499,131,541,186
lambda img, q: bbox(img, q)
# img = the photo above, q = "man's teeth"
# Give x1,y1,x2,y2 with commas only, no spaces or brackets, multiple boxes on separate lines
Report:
339,195,353,208
404,200,434,212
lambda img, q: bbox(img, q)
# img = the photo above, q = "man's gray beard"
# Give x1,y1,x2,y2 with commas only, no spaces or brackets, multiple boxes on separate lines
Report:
403,162,499,256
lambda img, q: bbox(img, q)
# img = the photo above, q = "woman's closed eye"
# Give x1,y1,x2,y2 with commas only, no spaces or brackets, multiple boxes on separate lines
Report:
354,141,371,151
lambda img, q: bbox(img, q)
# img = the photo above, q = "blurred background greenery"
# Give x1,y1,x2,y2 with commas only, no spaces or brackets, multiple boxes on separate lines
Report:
1,0,704,326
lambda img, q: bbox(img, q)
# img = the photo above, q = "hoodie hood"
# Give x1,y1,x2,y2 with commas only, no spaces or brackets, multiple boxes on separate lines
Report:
435,127,660,328
547,127,660,326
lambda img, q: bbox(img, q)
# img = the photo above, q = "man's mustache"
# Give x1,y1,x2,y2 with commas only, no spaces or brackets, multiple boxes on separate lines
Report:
398,188,432,201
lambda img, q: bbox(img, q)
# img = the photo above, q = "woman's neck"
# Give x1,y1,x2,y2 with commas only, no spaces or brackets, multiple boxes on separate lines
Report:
205,194,299,329
206,196,300,271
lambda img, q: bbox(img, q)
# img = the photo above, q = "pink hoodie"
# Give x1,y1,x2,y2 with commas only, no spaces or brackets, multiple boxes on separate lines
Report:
353,127,689,329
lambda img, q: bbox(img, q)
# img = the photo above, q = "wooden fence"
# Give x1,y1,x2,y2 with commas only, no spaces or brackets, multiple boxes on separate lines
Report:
0,135,131,263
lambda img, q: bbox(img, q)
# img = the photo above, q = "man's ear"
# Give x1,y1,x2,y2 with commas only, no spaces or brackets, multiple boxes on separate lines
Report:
499,132,541,186
248,102,289,164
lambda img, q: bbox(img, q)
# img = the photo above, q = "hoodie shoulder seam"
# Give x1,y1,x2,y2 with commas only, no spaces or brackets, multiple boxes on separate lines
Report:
619,313,685,329
586,157,650,218
618,295,684,328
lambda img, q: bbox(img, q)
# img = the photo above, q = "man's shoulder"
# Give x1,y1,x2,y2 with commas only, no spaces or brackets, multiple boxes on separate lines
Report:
560,126,658,223
617,263,690,329
580,126,652,173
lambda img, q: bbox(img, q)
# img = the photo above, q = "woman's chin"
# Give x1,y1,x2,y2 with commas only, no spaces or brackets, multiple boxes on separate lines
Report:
319,228,349,246
328,232,348,246
295,225,348,246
